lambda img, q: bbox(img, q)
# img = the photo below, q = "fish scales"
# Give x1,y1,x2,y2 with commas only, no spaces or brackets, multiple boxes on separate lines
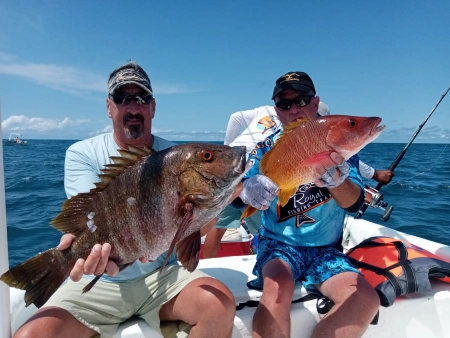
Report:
1,143,247,307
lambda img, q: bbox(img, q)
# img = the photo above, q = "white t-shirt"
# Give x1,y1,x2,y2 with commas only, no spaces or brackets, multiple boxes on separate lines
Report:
64,132,177,282
228,106,281,153
358,160,375,179
224,106,276,146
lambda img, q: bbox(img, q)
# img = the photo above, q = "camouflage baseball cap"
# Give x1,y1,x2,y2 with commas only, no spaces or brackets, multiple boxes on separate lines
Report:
107,61,153,95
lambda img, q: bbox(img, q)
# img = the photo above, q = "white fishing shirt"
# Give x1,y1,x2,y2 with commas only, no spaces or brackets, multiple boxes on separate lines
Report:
64,132,178,282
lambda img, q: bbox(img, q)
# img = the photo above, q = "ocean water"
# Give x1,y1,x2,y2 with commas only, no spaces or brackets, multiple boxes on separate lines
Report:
2,139,450,268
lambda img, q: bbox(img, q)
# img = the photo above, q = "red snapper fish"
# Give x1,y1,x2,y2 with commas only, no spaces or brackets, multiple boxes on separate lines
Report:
241,115,385,219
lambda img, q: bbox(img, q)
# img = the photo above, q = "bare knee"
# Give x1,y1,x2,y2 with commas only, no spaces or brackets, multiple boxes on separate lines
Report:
329,275,380,321
359,283,380,315
14,325,35,338
261,259,295,306
14,306,96,338
197,278,236,321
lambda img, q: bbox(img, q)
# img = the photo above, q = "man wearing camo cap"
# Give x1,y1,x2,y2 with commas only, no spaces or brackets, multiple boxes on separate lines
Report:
15,61,236,338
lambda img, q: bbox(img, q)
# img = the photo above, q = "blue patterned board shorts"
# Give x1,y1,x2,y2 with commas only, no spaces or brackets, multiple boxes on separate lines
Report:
248,236,360,292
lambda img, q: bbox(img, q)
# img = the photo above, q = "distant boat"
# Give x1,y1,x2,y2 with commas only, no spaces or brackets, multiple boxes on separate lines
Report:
6,133,27,145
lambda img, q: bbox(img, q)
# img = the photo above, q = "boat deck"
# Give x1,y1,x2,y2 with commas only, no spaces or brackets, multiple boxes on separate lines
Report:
10,218,450,337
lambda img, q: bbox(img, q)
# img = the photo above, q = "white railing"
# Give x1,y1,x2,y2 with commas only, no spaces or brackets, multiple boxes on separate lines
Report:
0,106,12,337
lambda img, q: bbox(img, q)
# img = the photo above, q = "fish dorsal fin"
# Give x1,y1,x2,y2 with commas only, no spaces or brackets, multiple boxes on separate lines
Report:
259,118,310,174
50,144,154,235
279,117,310,138
100,144,154,185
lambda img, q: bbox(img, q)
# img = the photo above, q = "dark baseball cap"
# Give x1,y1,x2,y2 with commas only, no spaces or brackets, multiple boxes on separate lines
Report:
272,71,316,99
107,61,153,95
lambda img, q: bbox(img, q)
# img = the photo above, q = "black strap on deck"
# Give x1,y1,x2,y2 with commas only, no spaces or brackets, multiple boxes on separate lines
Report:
236,293,378,325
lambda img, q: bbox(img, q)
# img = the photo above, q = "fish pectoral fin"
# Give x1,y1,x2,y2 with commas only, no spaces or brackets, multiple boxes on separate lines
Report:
176,230,201,272
160,203,194,273
82,274,102,294
300,152,334,168
241,205,257,220
81,262,133,294
279,187,298,207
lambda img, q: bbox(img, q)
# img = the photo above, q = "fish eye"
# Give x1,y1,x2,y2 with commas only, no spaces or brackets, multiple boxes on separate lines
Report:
348,119,357,127
200,149,214,161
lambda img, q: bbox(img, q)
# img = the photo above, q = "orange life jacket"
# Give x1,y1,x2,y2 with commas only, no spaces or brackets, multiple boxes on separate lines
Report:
346,236,450,307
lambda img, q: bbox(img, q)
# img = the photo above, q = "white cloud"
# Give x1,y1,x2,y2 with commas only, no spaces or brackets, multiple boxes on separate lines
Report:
0,60,105,94
1,115,90,132
90,125,113,135
0,52,200,96
154,130,225,141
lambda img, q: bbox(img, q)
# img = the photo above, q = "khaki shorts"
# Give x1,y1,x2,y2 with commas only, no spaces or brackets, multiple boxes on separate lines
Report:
44,264,208,337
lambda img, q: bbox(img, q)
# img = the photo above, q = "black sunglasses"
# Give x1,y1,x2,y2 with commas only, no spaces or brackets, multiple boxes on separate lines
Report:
110,93,153,105
274,95,313,111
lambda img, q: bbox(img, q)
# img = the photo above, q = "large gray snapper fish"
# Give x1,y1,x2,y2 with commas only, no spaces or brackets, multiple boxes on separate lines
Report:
1,143,247,308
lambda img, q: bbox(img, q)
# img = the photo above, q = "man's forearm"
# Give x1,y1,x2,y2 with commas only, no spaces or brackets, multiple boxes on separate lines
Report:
329,178,364,211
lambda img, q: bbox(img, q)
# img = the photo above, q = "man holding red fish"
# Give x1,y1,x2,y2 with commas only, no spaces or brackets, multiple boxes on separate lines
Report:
232,72,381,338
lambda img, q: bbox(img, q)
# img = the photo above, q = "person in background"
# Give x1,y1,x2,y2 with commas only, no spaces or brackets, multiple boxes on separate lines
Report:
231,71,379,338
359,161,394,185
14,61,236,338
203,101,333,259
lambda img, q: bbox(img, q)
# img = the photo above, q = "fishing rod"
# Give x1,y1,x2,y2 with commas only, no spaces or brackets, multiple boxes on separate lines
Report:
355,85,450,221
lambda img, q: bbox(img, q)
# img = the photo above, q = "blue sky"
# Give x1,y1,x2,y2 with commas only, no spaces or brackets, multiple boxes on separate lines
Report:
0,1,449,143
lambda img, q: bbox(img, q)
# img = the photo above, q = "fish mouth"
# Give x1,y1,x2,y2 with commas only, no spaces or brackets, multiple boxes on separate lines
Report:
233,153,247,175
370,118,386,136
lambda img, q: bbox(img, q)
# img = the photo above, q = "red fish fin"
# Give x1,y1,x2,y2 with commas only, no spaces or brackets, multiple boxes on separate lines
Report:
0,248,71,308
241,205,257,220
176,230,201,272
160,203,194,273
300,152,334,168
283,118,311,132
276,118,311,144
279,187,298,207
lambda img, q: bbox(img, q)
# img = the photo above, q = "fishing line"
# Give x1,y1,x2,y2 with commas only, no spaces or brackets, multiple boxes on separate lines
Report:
355,85,450,220
387,143,449,186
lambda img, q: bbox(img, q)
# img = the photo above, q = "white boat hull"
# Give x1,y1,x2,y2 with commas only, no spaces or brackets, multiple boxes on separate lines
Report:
9,217,450,337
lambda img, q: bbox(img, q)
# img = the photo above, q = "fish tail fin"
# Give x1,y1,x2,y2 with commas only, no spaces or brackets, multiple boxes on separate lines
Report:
0,249,71,308
241,205,257,220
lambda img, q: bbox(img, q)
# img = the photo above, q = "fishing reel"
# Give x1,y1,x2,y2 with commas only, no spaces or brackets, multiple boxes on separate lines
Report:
364,185,394,222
